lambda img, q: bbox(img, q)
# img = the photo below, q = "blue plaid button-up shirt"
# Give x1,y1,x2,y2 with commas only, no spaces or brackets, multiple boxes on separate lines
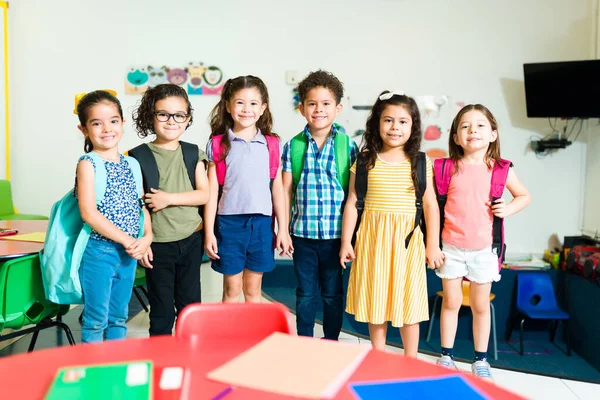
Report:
282,124,358,239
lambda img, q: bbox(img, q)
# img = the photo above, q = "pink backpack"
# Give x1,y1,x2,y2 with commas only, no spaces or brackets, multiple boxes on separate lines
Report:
433,158,512,271
211,134,280,185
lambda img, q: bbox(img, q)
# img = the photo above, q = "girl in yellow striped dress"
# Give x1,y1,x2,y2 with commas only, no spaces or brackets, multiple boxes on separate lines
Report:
340,91,444,356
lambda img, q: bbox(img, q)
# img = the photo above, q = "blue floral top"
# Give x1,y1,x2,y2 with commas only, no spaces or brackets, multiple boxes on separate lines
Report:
76,154,141,242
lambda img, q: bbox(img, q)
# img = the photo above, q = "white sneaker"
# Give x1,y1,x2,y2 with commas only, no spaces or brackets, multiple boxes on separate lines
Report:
472,359,494,381
436,355,458,370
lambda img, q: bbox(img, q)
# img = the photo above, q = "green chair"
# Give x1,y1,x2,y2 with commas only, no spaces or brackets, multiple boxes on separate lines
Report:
132,265,149,312
0,180,49,220
0,254,75,351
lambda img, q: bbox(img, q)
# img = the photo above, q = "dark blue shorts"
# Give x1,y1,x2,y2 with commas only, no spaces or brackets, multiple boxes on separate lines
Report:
211,214,275,275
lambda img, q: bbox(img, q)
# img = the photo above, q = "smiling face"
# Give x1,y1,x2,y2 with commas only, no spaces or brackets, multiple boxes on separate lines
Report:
453,110,497,154
225,87,267,131
299,86,342,134
78,101,123,152
379,104,412,151
153,96,190,145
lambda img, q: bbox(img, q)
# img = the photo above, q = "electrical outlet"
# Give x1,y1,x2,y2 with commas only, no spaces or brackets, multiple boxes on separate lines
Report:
286,70,298,85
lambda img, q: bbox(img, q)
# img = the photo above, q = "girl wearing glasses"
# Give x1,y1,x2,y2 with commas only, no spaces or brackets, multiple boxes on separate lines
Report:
340,91,444,356
204,76,292,303
130,83,210,336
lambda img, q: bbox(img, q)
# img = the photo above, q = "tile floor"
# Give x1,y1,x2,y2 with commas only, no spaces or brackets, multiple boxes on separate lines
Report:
2,262,599,399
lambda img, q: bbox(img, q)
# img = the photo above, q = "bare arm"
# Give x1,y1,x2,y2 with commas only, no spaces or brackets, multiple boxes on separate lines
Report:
489,168,531,218
77,159,135,247
273,165,293,256
144,161,210,212
339,172,359,267
203,162,220,259
423,175,444,268
281,171,294,233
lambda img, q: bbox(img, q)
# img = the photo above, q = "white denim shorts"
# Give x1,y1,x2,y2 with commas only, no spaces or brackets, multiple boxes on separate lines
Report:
435,240,501,283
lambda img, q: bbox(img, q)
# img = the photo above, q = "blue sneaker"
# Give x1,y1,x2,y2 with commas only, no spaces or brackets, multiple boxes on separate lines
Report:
472,359,494,381
436,355,458,370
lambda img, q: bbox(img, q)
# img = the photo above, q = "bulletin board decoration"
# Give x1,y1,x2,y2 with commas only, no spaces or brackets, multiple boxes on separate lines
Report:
125,62,225,95
292,86,300,112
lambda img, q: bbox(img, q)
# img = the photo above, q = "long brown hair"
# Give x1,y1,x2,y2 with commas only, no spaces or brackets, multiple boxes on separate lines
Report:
448,104,501,173
359,91,423,190
208,75,277,161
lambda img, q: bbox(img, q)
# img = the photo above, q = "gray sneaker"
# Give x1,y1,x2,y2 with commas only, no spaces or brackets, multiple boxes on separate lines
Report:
436,355,458,370
472,359,494,381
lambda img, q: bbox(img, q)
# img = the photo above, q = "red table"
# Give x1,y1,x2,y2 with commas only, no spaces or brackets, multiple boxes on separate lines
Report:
0,220,47,260
0,335,524,399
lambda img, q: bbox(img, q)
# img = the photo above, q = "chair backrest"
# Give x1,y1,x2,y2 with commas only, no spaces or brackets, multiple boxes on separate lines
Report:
0,180,15,216
516,272,560,312
175,302,292,343
0,254,62,331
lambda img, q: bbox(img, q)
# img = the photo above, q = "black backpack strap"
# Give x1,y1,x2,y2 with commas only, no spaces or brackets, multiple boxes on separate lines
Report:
128,143,159,194
180,141,199,189
405,152,427,248
353,153,368,246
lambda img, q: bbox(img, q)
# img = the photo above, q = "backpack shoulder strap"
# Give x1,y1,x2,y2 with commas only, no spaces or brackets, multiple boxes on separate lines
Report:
353,152,368,245
128,143,159,194
490,158,512,199
180,141,199,189
86,152,108,204
334,131,350,192
433,157,454,196
290,131,308,189
405,152,427,248
124,156,144,199
264,135,280,179
211,135,226,186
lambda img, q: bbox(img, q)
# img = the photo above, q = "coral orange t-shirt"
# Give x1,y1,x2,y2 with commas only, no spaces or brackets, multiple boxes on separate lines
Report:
441,163,494,250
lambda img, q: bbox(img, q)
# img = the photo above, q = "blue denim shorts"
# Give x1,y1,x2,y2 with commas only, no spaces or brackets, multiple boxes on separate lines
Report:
211,214,275,275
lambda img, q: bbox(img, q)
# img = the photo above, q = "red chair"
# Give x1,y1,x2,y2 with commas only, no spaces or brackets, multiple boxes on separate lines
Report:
175,302,292,343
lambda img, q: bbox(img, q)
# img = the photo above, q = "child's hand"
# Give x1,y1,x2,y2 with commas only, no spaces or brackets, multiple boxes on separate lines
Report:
145,188,171,212
339,242,355,268
140,247,153,269
487,198,507,218
276,231,294,258
205,233,220,260
126,235,152,260
426,246,445,269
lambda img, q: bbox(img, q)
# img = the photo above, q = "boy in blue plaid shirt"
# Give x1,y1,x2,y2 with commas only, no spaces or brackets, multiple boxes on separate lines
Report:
282,70,358,339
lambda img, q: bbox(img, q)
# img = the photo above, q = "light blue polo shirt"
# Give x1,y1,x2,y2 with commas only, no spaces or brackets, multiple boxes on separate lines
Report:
206,129,281,216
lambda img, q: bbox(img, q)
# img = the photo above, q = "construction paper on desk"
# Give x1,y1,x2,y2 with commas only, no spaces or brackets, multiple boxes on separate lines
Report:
44,360,152,400
206,332,370,399
0,232,46,242
349,374,489,400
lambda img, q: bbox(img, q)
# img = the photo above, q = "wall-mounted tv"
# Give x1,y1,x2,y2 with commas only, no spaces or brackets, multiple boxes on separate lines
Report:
523,59,600,118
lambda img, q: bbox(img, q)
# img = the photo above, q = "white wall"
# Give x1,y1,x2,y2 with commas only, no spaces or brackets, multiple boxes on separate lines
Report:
8,0,595,253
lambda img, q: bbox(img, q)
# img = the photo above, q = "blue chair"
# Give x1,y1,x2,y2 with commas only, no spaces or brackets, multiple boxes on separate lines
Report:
507,272,570,356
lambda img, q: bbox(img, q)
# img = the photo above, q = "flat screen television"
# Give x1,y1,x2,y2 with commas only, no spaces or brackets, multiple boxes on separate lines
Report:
523,60,600,118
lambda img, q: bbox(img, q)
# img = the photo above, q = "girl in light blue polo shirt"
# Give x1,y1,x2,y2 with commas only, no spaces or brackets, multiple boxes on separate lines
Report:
204,76,293,303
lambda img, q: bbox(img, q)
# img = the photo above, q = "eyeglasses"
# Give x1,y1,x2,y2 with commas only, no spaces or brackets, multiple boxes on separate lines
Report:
154,112,189,123
379,90,405,101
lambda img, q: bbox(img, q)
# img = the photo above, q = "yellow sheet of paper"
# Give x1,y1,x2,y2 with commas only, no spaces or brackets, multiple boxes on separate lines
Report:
207,332,370,399
1,232,46,243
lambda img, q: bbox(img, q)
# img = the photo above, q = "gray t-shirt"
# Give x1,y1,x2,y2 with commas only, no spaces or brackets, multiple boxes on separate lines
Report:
206,129,281,216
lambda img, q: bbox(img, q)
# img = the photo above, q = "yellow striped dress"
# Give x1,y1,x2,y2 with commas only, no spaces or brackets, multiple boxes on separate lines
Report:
346,155,433,327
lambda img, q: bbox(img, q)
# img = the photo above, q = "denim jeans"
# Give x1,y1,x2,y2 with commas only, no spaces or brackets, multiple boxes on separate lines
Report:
291,236,344,340
145,230,204,336
79,237,137,343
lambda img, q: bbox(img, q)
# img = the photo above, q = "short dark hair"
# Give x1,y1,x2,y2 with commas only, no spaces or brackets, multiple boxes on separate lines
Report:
132,84,194,138
297,70,344,104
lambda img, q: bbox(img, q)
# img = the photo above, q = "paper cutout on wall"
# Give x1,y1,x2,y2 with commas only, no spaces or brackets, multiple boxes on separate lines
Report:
125,67,149,94
426,148,448,159
424,125,442,141
125,62,225,95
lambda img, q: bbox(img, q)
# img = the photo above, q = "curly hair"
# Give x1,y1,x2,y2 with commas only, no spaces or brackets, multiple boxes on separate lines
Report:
132,84,194,138
208,75,277,161
359,91,423,190
448,104,501,174
76,90,123,153
297,70,344,104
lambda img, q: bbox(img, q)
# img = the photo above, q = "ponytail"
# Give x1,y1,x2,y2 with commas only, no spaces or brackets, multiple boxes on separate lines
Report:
84,136,94,153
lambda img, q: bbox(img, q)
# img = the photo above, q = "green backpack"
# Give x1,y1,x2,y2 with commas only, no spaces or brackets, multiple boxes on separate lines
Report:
290,123,351,193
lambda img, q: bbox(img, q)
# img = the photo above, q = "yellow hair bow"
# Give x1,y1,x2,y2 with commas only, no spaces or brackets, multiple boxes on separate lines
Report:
73,89,118,114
